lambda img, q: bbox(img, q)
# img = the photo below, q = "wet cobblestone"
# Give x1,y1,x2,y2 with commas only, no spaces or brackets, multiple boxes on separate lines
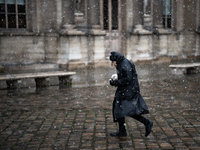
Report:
0,64,200,149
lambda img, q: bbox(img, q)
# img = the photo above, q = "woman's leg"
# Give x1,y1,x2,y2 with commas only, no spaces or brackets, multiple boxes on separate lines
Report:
110,117,127,136
130,114,153,137
118,117,126,132
130,114,149,125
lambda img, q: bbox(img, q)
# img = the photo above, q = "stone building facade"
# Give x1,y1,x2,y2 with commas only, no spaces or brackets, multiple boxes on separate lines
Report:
0,0,200,70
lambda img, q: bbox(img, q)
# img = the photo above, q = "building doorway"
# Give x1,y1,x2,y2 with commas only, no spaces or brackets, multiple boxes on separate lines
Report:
103,0,122,56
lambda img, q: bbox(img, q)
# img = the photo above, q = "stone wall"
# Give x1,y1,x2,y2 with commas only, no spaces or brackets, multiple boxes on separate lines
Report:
0,0,199,71
0,34,45,65
126,32,200,62
0,31,107,68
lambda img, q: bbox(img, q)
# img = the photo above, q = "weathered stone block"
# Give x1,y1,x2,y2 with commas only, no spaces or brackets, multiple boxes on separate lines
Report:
35,77,50,88
6,79,19,89
58,76,72,87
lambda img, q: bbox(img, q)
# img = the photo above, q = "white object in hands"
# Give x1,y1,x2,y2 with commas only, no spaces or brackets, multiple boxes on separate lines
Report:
111,74,118,80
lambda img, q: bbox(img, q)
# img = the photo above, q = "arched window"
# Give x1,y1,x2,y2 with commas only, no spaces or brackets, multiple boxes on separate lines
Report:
0,0,26,28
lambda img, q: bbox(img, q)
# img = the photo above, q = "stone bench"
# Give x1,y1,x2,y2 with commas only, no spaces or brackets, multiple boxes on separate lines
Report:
169,63,200,74
0,71,76,89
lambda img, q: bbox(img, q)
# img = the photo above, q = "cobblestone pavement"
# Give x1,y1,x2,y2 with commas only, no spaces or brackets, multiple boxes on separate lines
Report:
0,65,200,150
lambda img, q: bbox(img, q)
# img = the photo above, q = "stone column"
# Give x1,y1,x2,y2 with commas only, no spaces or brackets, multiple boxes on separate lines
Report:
132,0,152,34
196,0,200,56
196,0,200,31
84,0,107,66
62,0,75,29
133,0,143,27
100,0,104,29
144,0,151,15
87,0,100,29
152,0,163,28
57,0,62,30
143,0,152,29
176,0,184,32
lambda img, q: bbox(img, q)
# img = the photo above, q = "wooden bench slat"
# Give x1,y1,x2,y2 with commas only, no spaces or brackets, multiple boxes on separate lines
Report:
0,71,76,81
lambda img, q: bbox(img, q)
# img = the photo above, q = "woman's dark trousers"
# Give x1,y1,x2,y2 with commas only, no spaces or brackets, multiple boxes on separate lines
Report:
118,114,150,132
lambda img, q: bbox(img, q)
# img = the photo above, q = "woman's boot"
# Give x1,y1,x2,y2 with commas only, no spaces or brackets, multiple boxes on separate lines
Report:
110,117,127,137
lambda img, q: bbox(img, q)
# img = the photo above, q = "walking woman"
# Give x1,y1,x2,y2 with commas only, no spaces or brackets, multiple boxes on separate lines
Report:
109,51,153,137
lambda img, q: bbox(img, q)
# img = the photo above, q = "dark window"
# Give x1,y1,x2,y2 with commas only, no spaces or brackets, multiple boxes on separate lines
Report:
112,0,118,30
8,14,16,28
103,0,108,30
7,0,16,13
0,1,5,12
18,14,25,28
103,0,118,30
0,14,6,27
0,0,26,28
163,0,171,28
18,2,25,13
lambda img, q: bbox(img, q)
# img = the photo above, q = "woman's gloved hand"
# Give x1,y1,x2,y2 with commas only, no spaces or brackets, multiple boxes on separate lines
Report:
110,79,116,86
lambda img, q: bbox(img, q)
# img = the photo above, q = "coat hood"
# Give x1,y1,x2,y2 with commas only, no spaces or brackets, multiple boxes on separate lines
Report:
109,51,125,63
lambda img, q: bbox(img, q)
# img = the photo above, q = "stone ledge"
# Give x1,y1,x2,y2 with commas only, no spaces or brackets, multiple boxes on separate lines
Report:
60,29,86,36
155,28,174,34
0,32,36,36
89,30,107,35
60,60,110,70
132,25,152,35
62,61,87,70
131,25,177,35
0,32,59,36
60,29,106,36
89,60,110,68
152,56,172,64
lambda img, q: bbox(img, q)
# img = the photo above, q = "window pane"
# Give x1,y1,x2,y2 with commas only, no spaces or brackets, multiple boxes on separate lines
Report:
167,17,171,28
7,4,15,12
163,0,171,15
163,0,165,5
0,0,5,4
8,14,16,28
167,6,171,15
7,0,15,4
103,0,108,30
112,0,118,30
0,14,6,28
0,3,5,12
17,0,25,5
18,3,25,13
0,0,4,4
163,7,165,15
163,0,165,15
18,14,26,28
166,0,171,7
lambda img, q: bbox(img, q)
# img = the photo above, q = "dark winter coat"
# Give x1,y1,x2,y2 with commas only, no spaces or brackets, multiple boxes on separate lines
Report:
110,51,149,122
